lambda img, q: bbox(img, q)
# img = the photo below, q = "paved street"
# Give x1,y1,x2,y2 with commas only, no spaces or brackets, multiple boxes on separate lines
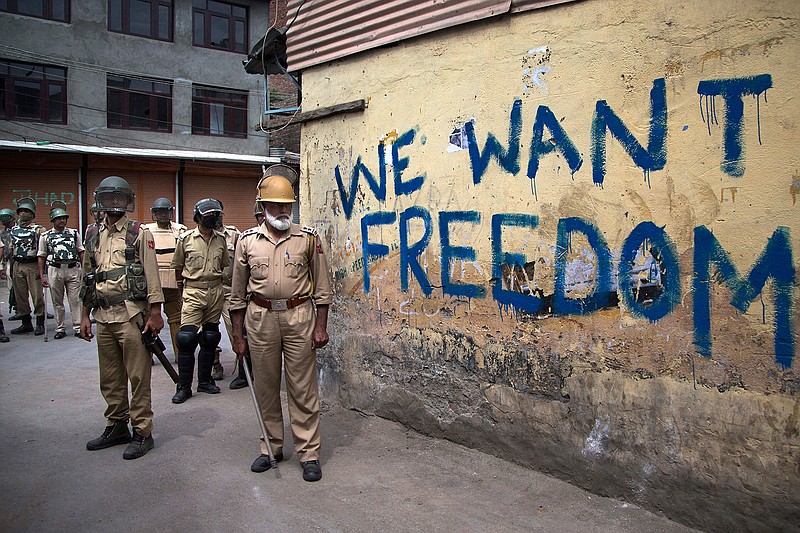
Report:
0,284,697,532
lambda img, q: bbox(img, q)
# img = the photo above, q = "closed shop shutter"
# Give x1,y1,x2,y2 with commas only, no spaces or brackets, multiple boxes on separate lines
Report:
0,168,81,227
87,167,176,227
182,173,263,233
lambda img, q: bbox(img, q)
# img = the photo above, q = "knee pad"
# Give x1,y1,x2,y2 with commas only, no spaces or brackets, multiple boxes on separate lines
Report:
198,322,221,348
176,325,200,351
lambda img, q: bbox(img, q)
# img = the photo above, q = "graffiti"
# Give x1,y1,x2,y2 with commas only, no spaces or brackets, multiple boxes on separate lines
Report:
592,78,667,187
697,74,772,177
333,72,794,368
693,226,795,368
13,190,75,207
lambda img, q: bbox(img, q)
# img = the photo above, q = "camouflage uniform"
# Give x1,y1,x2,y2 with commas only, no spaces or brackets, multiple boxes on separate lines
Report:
38,227,84,335
10,219,45,320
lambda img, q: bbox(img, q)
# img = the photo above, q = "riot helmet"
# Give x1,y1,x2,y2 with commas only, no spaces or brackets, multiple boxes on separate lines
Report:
95,176,135,215
49,208,69,222
193,198,223,229
16,197,36,215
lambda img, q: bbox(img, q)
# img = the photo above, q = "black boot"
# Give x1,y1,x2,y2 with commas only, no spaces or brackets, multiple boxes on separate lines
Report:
197,325,221,394
230,356,251,389
10,315,33,334
171,350,195,404
0,320,9,343
86,419,131,450
34,315,45,336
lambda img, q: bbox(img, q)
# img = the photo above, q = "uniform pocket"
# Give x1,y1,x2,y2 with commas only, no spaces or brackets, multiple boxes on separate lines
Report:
250,256,270,281
285,253,307,278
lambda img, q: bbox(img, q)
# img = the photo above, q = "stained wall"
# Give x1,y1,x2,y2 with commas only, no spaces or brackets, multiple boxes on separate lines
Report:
299,1,799,529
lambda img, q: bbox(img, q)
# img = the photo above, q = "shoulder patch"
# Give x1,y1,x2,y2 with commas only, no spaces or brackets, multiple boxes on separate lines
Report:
301,225,318,236
177,231,191,241
241,227,260,238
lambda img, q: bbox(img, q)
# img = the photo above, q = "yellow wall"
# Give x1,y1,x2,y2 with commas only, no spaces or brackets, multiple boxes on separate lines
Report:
299,0,799,528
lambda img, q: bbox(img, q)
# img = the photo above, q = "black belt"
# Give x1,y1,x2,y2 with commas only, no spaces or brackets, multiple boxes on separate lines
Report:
14,257,37,263
50,261,79,268
155,247,175,255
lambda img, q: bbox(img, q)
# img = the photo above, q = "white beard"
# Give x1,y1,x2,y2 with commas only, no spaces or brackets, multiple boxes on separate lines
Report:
265,211,291,231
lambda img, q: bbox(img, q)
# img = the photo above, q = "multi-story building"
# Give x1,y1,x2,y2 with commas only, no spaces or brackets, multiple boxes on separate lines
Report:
0,0,287,231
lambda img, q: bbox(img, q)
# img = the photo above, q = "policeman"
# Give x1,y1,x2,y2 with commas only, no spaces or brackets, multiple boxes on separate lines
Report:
84,203,105,240
38,204,84,339
0,238,9,342
144,198,187,359
170,198,229,404
0,208,15,319
80,176,164,460
229,203,264,390
253,201,265,227
214,211,239,381
230,165,333,482
9,197,46,335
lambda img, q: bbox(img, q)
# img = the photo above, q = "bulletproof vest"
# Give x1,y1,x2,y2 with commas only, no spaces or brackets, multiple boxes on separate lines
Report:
46,229,79,262
11,223,41,260
146,223,184,289
80,220,147,308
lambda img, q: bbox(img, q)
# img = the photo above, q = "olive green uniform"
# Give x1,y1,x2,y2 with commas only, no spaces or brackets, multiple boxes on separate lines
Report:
38,227,84,334
81,216,164,437
230,223,333,462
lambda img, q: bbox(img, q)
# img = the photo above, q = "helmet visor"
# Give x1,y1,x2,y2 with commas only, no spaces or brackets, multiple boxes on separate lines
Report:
96,190,134,214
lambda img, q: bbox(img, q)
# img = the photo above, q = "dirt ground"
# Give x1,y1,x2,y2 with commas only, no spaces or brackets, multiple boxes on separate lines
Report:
0,283,697,532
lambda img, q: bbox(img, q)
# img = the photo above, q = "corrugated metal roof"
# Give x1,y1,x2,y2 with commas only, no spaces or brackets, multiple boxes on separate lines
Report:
285,0,579,71
286,0,510,71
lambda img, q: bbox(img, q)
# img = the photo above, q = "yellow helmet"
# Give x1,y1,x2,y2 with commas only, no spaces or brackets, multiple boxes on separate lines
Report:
256,174,296,203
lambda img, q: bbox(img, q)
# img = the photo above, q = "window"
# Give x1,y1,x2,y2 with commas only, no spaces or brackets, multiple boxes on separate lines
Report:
108,0,172,41
0,59,67,124
0,0,69,22
107,74,171,132
192,86,247,138
192,0,247,53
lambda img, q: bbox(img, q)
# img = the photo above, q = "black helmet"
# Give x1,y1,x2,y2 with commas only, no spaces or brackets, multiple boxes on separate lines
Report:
151,197,174,213
95,176,134,214
193,198,223,223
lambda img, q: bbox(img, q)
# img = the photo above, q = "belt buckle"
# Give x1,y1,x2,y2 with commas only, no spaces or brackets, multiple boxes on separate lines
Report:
272,299,288,311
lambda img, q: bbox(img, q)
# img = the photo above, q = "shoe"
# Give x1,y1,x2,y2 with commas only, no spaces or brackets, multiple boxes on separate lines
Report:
0,321,9,343
10,315,33,334
74,331,81,337
229,376,248,389
54,331,67,339
251,452,284,472
171,386,192,404
197,381,221,394
47,312,54,319
211,362,224,380
8,313,21,321
34,315,45,336
86,420,132,450
302,460,322,482
122,429,154,460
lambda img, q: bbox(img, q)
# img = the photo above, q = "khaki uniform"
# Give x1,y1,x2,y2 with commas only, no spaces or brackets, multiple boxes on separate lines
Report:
81,216,164,437
171,228,229,327
220,225,240,344
38,227,84,334
144,222,187,354
10,220,44,317
230,223,333,462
